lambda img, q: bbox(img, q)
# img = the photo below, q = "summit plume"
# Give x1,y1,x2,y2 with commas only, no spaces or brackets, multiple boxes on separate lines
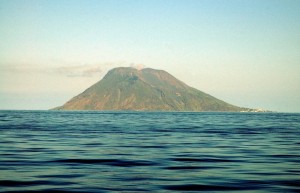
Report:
54,67,251,111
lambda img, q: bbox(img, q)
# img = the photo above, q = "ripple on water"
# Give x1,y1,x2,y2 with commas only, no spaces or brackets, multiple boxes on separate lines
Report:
0,111,299,192
52,158,157,167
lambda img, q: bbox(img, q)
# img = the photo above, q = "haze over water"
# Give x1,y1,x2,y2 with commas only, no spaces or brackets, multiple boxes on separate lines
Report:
1,0,299,112
1,111,299,192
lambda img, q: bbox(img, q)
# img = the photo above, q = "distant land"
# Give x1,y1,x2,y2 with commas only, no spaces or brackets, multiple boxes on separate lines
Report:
53,67,266,112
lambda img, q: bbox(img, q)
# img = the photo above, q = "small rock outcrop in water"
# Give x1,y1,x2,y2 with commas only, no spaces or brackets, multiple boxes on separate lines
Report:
53,67,253,111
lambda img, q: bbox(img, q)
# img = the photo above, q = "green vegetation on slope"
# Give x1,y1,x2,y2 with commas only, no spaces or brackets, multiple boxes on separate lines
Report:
54,67,250,111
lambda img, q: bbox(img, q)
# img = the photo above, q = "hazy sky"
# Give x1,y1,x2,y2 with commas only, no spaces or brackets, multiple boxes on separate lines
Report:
0,0,299,112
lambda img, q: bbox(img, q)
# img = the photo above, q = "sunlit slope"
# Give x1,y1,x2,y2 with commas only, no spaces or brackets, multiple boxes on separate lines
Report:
54,67,249,111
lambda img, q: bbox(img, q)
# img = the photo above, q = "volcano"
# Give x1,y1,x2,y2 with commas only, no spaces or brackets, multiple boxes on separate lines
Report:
54,67,250,111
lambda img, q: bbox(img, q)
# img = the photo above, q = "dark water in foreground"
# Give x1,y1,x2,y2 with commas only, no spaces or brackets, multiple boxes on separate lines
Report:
0,111,299,192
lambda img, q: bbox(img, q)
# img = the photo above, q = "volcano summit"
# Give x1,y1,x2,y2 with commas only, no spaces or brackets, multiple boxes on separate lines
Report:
54,67,251,111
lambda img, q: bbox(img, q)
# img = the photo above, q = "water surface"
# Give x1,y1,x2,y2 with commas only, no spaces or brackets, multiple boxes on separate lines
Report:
0,111,299,192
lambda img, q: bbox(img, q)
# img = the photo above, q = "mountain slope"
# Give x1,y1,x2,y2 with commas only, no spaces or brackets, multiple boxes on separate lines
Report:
54,67,249,111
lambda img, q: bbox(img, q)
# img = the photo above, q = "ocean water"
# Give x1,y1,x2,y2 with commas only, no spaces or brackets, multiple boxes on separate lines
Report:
0,111,299,193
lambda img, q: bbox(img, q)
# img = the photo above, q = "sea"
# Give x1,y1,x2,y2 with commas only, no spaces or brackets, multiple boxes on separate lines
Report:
0,111,299,193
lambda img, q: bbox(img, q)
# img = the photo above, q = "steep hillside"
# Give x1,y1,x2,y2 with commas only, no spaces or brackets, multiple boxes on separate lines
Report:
54,67,250,111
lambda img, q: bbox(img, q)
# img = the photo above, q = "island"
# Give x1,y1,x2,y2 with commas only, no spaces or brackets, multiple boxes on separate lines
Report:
53,67,262,112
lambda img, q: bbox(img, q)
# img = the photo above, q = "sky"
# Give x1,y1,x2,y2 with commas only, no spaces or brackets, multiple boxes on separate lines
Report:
0,0,299,112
